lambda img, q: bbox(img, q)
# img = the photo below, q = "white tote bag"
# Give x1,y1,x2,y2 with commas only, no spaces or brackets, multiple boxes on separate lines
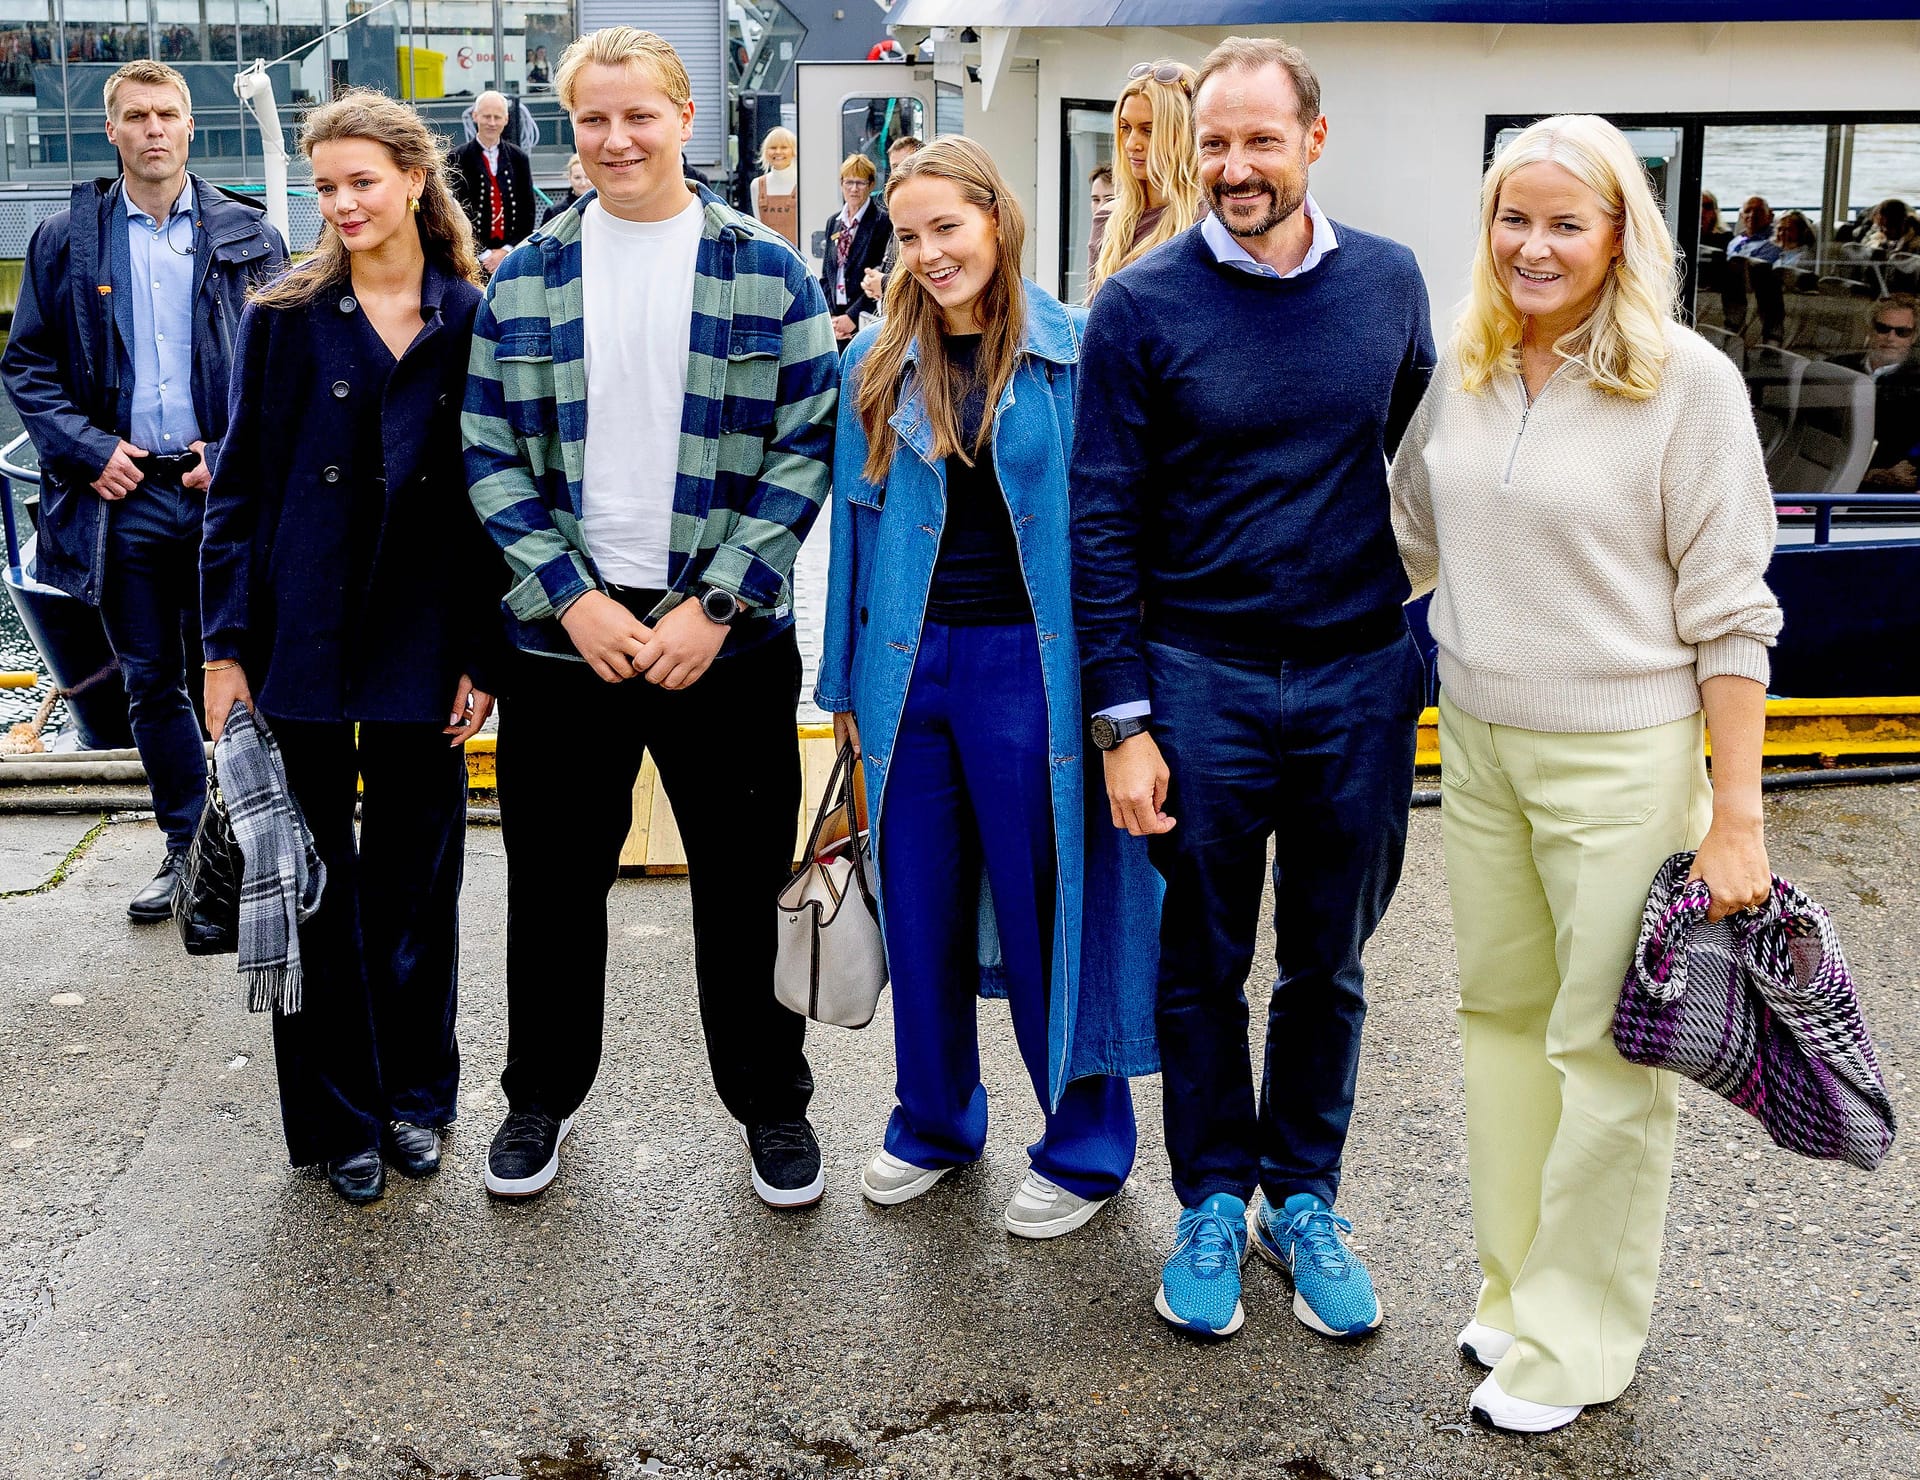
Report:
775,743,887,1028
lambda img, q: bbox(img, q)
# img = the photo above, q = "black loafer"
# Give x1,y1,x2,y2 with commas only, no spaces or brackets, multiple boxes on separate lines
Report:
384,1120,442,1178
326,1148,386,1205
128,852,187,922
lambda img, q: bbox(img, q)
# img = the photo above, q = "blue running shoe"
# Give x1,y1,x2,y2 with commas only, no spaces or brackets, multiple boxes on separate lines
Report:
1154,1193,1250,1337
1252,1192,1383,1339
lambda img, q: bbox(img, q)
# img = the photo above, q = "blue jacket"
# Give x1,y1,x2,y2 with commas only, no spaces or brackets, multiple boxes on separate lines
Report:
0,174,287,605
817,281,1162,1106
201,260,508,723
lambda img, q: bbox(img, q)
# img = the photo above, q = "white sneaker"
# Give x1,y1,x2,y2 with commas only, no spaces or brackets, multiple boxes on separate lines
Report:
1003,1170,1109,1240
1469,1373,1583,1433
859,1149,948,1206
1456,1319,1515,1368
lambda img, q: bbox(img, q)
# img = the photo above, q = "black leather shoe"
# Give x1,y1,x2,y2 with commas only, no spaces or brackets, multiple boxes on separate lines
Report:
128,852,186,922
384,1120,442,1178
326,1148,386,1205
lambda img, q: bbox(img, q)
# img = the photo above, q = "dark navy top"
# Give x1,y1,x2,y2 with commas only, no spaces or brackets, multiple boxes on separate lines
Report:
1069,223,1436,713
927,334,1033,627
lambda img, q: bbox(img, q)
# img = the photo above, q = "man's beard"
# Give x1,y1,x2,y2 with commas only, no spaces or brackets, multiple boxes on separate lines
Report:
1211,171,1307,238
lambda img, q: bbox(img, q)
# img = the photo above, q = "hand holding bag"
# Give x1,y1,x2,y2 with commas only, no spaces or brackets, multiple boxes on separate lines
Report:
775,742,886,1028
175,765,243,957
1616,852,1895,1171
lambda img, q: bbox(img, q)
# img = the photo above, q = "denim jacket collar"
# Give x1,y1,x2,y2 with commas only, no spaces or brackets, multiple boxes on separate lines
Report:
898,279,1082,371
889,280,1079,465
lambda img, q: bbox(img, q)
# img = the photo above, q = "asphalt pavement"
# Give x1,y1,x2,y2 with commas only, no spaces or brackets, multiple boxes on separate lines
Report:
0,784,1915,1480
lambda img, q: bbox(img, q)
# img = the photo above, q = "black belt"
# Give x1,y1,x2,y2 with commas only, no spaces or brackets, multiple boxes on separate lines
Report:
133,451,201,483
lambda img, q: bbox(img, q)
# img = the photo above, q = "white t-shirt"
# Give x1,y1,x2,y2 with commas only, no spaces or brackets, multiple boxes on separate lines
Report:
579,194,703,588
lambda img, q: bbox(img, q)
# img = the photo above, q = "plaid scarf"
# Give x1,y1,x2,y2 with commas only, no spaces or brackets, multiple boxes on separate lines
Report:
215,703,326,1015
1616,852,1895,1171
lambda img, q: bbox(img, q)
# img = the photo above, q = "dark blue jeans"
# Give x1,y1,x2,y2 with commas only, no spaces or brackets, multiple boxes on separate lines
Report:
880,623,1135,1199
269,719,468,1165
98,478,206,852
1146,630,1423,1209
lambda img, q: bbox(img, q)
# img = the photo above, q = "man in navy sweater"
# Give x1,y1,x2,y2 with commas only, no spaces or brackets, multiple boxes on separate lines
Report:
1070,36,1433,1341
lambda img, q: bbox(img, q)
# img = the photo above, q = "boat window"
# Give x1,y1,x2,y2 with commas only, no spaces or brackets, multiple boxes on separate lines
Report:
1061,98,1115,306
840,94,925,186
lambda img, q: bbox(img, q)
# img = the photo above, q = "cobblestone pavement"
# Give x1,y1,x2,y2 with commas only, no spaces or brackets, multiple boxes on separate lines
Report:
0,784,1914,1480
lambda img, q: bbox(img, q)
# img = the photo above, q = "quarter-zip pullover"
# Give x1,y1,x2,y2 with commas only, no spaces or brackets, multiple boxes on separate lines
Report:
1390,326,1782,733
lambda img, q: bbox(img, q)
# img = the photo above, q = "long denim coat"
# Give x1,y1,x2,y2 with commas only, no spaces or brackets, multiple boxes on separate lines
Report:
816,280,1161,1108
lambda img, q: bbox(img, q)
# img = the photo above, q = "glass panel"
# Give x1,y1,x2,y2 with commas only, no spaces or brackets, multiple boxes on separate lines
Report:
839,94,922,182
498,0,574,165
1697,122,1920,497
730,0,804,97
934,78,960,140
1063,101,1112,307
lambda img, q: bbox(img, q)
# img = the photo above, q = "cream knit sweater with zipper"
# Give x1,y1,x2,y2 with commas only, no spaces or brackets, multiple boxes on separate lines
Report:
1390,324,1782,734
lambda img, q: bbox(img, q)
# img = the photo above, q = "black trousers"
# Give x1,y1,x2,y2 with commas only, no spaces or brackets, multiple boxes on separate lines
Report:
269,719,469,1165
494,623,811,1126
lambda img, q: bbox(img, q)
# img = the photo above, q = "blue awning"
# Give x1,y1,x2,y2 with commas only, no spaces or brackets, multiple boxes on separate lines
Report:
889,1,1919,25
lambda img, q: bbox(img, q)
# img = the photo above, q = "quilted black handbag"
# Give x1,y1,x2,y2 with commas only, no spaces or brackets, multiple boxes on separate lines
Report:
175,767,243,956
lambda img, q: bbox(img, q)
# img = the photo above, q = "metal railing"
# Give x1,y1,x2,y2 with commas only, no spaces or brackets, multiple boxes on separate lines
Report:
0,429,36,576
1774,491,1920,545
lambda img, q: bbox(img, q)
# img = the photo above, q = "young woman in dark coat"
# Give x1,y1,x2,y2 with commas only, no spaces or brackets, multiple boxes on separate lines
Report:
200,89,502,1206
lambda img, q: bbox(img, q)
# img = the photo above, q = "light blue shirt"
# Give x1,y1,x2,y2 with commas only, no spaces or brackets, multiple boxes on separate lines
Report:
1200,191,1339,280
1096,195,1340,723
125,179,203,454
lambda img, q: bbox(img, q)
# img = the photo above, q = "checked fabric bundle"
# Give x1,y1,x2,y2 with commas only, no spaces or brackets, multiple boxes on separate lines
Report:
1616,853,1895,1171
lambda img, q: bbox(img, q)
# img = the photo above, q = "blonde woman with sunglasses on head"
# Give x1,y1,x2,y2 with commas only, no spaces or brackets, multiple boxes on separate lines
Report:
1389,114,1781,1434
1087,60,1206,299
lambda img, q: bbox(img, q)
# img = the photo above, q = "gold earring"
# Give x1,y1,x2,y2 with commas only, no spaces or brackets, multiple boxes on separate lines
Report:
409,196,421,213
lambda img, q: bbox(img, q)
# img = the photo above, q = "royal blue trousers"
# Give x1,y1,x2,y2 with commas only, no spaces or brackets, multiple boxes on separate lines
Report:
1146,630,1424,1209
879,622,1135,1200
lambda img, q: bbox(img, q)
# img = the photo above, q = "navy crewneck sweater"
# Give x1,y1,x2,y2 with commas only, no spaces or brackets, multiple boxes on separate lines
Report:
1069,221,1435,714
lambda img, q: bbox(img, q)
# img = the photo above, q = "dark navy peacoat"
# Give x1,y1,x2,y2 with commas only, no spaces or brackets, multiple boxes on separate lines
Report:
201,258,509,723
0,174,287,605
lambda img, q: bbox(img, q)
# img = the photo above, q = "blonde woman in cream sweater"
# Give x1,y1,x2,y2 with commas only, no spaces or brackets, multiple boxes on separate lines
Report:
1390,114,1781,1435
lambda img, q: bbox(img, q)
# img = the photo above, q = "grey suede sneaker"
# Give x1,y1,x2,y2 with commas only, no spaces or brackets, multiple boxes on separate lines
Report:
859,1149,948,1206
1003,1169,1109,1240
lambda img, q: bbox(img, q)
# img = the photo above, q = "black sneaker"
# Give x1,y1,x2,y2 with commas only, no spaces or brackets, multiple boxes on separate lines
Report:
742,1119,824,1209
484,1108,572,1199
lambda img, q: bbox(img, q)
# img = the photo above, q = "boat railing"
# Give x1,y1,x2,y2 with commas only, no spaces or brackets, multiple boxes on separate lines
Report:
1779,492,1920,546
3,429,1914,572
1,430,36,577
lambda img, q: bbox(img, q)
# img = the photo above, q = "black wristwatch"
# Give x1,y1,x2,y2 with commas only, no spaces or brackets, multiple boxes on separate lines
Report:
1090,713,1152,751
698,586,744,626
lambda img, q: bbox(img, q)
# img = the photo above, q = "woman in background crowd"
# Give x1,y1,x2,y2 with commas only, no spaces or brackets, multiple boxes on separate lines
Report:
1087,60,1205,299
1862,198,1920,257
820,152,889,344
1089,161,1116,218
819,137,1160,1240
1390,114,1780,1434
750,125,799,249
201,90,503,1207
1772,209,1815,269
540,152,590,226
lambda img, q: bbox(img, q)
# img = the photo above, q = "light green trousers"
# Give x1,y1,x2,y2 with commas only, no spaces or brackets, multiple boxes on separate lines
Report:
1437,692,1711,1407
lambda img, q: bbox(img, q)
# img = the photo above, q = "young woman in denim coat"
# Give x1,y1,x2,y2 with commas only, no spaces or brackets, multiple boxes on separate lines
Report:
817,137,1161,1240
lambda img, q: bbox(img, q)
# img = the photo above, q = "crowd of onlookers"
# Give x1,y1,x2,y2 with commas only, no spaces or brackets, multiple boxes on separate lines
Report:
1700,190,1918,492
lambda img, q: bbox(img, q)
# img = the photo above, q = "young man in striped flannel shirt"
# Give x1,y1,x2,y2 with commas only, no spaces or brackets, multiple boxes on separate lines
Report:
463,26,839,1209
